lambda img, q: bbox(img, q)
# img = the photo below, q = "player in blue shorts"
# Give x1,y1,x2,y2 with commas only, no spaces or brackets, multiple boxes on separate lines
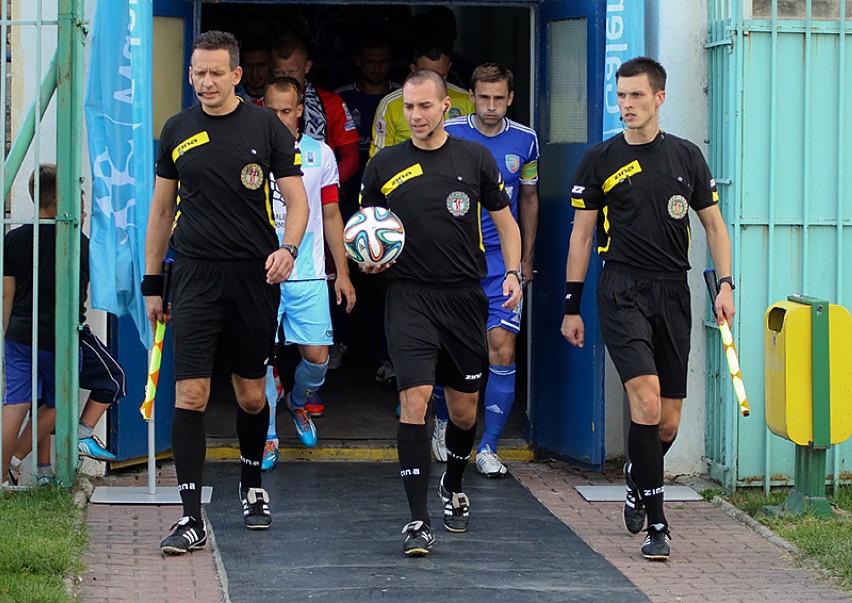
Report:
261,76,356,468
436,63,540,477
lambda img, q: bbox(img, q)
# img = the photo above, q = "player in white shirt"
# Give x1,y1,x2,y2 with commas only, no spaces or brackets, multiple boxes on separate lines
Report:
261,76,356,468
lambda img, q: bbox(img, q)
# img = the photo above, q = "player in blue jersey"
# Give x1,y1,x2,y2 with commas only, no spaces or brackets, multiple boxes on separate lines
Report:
437,63,540,477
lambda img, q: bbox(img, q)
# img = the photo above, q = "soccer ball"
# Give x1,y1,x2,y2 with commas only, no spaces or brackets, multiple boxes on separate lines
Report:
343,206,405,267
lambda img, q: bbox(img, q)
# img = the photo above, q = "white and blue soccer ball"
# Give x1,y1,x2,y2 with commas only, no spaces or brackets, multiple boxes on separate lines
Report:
343,206,405,267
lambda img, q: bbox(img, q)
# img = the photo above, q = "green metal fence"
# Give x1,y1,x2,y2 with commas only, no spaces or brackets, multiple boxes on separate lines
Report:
706,0,852,490
1,0,86,488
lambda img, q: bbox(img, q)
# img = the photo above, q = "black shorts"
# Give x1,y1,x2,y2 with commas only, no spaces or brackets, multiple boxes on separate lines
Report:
596,263,691,399
385,281,488,393
79,325,126,405
171,256,278,380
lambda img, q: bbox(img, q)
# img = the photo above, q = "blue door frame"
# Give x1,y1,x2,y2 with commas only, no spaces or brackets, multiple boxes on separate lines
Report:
531,0,606,469
109,0,608,468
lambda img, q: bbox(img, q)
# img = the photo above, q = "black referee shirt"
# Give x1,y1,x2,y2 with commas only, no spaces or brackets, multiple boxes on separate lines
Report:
360,136,510,286
570,131,718,275
156,101,301,261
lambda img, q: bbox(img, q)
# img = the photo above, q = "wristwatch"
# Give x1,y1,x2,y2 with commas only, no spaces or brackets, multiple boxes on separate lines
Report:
504,269,524,287
718,276,735,291
280,244,298,260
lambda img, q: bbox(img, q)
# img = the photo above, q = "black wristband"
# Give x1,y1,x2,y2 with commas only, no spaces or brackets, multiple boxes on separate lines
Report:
718,276,735,291
141,274,164,297
564,281,584,315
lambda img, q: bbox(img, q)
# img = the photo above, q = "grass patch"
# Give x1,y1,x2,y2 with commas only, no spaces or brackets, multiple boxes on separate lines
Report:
0,487,87,603
723,485,852,590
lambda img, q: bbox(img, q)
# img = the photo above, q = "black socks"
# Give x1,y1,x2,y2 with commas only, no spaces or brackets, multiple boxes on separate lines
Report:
628,421,666,529
172,408,206,522
444,420,476,493
398,422,431,524
237,402,270,490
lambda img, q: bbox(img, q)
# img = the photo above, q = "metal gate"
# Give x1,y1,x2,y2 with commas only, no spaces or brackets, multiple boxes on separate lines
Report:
1,0,86,487
706,0,852,489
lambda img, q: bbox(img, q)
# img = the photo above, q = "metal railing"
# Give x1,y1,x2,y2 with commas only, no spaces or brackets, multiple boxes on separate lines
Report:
2,0,85,489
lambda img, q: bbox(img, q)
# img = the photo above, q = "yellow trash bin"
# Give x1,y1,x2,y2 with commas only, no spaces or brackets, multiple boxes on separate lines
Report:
764,300,852,446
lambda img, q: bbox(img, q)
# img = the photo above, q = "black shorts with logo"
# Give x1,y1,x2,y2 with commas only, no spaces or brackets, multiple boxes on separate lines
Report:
171,256,277,380
596,262,691,399
385,281,488,393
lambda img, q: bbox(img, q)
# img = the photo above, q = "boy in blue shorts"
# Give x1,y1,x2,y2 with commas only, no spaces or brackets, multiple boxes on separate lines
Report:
3,164,124,487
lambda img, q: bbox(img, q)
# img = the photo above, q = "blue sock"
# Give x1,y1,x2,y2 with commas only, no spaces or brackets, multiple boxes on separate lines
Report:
290,358,328,408
432,386,449,421
478,364,516,453
264,365,278,440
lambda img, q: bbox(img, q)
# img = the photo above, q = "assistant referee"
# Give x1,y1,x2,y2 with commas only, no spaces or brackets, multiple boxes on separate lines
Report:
144,30,308,556
360,68,522,557
561,57,735,561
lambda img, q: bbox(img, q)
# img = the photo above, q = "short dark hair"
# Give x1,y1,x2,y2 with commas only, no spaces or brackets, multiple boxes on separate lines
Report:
410,40,452,66
404,68,448,100
358,34,391,55
616,57,667,93
240,37,273,59
273,33,309,61
28,163,57,210
265,76,303,104
193,30,240,70
470,62,514,94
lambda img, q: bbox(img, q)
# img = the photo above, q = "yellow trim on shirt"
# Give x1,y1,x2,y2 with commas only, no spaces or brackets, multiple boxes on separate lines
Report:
602,160,641,194
381,164,424,196
172,132,210,163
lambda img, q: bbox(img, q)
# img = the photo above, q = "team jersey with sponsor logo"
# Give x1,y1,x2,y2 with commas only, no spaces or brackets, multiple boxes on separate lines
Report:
271,134,340,281
369,83,474,158
569,131,718,274
156,101,301,260
445,115,539,251
360,136,510,286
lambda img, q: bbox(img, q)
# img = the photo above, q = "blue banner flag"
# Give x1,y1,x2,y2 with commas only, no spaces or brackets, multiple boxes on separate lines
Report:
602,0,645,140
84,0,154,347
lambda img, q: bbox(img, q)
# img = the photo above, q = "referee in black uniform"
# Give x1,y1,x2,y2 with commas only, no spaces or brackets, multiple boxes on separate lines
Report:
561,57,735,561
360,69,522,556
144,30,308,555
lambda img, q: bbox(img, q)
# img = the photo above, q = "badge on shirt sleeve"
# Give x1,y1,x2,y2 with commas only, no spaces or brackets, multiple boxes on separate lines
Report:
241,163,264,190
667,194,688,219
505,154,521,174
446,191,471,217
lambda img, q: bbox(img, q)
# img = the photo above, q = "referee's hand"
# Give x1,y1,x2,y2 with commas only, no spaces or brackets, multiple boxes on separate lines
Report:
359,261,395,274
501,276,522,310
561,314,585,348
145,296,165,332
266,248,295,284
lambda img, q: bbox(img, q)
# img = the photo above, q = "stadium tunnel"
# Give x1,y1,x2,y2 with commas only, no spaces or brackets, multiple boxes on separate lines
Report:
110,0,607,470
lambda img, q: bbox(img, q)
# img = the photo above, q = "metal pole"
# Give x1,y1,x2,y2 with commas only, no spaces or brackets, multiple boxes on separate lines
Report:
2,55,56,200
54,0,85,488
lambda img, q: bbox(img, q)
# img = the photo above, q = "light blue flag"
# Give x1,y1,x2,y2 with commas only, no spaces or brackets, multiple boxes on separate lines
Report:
602,0,645,140
84,0,154,347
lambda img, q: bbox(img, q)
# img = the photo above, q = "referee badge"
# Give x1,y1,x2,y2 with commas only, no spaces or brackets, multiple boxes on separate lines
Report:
446,191,471,217
505,154,521,174
667,194,688,219
241,163,264,190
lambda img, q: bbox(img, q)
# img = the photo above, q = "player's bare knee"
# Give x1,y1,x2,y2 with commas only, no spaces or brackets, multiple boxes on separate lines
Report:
237,396,266,415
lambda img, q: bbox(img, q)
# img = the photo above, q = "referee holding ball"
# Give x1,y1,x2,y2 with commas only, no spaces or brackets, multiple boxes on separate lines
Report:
359,68,522,556
145,30,308,555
